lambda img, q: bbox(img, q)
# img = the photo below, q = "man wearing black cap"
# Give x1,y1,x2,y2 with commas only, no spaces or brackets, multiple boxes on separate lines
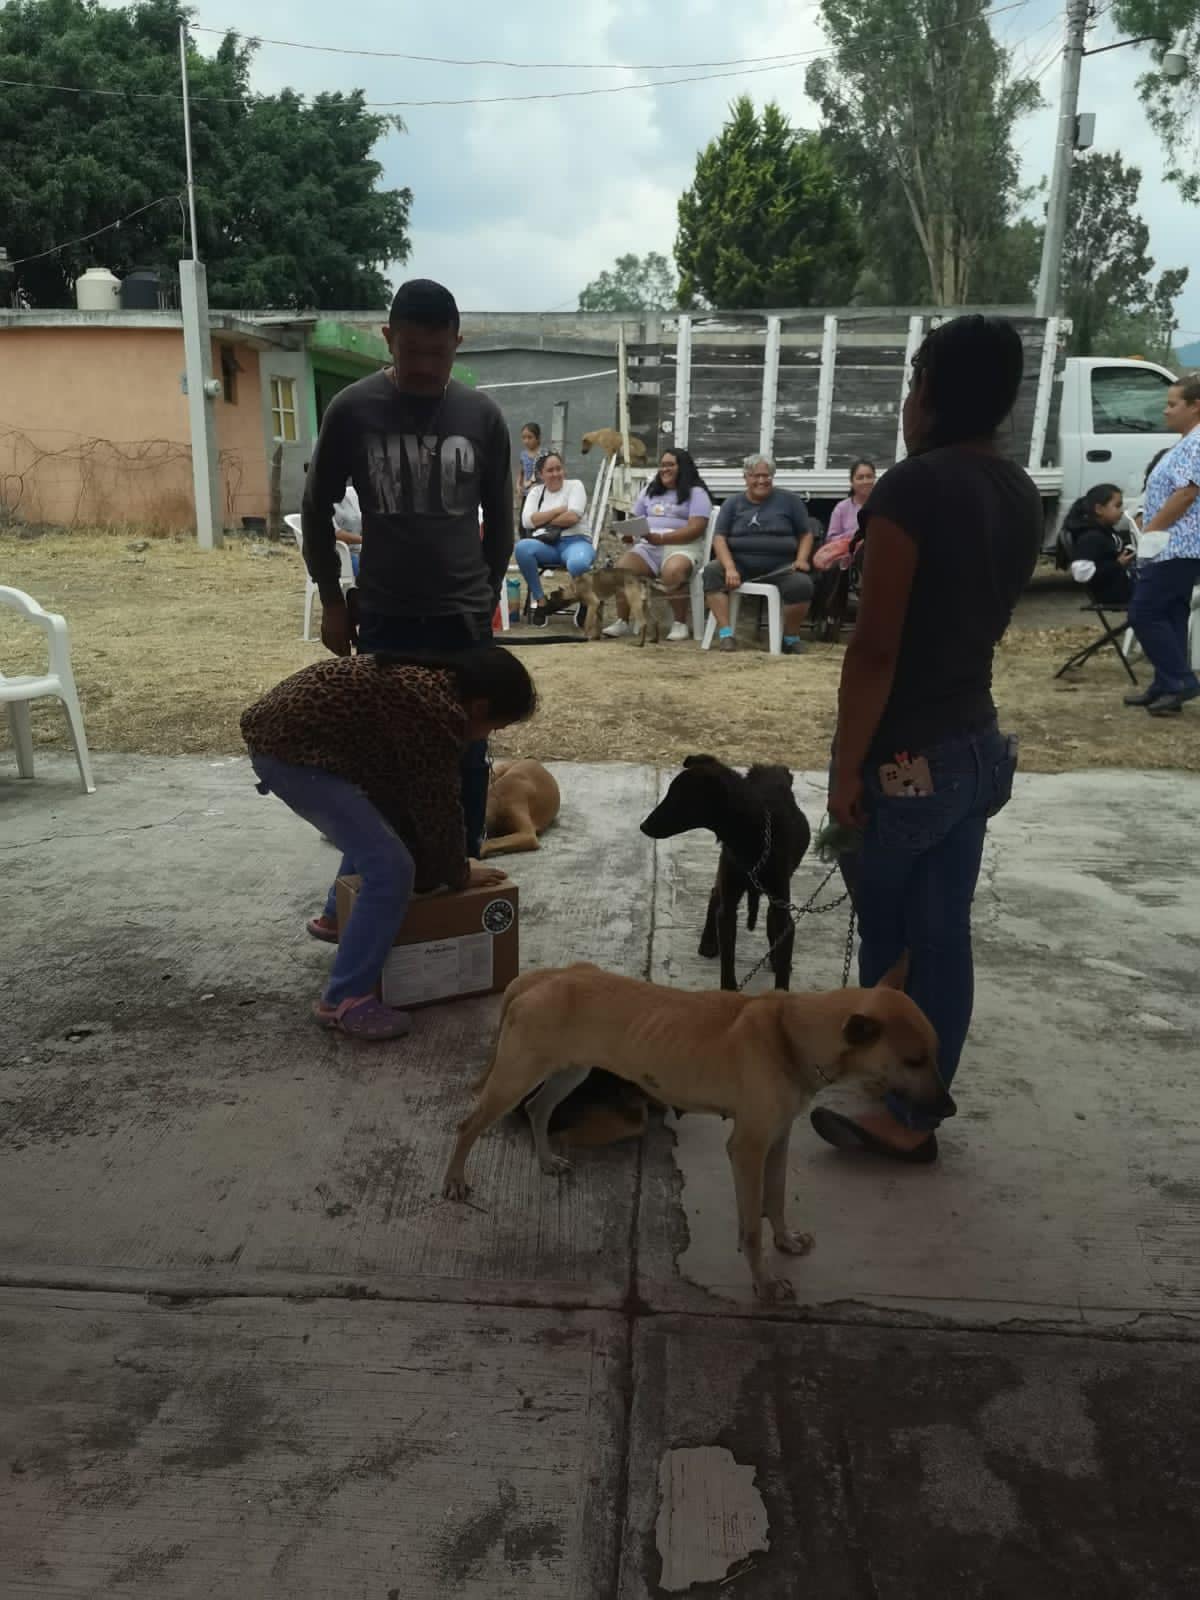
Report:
302,279,514,859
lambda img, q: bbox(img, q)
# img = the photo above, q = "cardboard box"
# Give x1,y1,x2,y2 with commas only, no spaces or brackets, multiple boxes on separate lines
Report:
335,875,519,1010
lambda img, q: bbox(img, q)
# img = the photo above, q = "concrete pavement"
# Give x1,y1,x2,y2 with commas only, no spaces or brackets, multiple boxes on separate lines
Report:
1,755,1198,1597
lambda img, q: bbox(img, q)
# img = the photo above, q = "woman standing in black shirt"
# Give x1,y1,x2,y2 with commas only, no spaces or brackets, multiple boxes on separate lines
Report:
815,316,1043,1163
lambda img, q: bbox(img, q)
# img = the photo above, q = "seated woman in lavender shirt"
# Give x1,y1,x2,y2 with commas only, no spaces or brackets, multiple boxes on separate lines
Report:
817,459,876,571
603,449,713,641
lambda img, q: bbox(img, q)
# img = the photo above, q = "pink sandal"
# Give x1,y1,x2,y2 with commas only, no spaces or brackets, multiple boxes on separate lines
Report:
306,914,340,944
314,995,412,1040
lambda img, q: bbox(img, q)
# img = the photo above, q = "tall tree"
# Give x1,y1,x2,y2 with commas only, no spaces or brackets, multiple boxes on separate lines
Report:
1063,152,1189,360
674,97,861,309
578,253,676,312
0,0,412,308
807,0,1040,305
1112,0,1200,201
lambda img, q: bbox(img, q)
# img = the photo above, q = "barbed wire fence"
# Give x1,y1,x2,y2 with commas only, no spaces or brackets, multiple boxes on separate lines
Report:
0,426,248,531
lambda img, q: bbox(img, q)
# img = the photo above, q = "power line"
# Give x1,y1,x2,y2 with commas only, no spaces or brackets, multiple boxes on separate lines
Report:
7,194,182,266
186,17,828,71
0,1,1032,111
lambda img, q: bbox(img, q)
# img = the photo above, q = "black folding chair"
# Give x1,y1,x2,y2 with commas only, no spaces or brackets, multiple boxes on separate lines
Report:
1054,603,1138,685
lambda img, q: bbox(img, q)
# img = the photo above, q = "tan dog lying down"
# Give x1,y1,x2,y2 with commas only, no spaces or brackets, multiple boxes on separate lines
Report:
442,961,941,1303
483,759,561,857
581,428,648,465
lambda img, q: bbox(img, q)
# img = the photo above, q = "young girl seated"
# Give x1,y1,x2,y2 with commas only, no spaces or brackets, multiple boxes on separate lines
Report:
242,647,538,1040
1061,483,1135,606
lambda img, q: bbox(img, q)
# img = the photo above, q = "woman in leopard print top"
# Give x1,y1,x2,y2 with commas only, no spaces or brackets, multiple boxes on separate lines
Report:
242,647,537,1039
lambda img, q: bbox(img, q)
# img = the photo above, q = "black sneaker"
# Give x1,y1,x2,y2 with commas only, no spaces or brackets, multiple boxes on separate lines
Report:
1147,693,1184,716
1124,688,1157,706
530,605,549,629
780,638,805,656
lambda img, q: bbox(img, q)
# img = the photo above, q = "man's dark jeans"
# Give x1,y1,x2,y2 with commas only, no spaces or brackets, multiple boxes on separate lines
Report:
356,609,492,859
839,723,1018,1132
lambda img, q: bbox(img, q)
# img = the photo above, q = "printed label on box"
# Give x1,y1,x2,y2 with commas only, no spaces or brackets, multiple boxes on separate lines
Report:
381,933,494,1007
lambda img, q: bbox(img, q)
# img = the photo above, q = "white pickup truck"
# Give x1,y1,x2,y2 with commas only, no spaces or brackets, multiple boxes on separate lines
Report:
615,311,1179,546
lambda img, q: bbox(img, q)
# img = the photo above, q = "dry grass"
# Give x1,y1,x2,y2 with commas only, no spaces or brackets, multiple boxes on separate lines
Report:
3,524,1198,775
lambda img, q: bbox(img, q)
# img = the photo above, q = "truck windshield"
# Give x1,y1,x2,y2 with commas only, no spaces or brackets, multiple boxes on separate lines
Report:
1090,366,1174,434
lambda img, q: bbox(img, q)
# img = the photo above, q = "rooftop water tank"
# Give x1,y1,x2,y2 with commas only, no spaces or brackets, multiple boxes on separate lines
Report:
120,268,160,311
75,266,121,312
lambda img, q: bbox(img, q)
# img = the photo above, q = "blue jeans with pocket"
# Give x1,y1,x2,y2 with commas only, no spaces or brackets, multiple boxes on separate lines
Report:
1127,556,1200,698
839,722,1018,1132
513,534,596,601
251,755,414,1007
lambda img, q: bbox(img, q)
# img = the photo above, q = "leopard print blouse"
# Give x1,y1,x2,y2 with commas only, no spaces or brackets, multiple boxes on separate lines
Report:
241,658,469,892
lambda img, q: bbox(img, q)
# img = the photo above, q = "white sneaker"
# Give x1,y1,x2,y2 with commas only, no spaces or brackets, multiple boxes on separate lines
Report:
602,618,633,638
666,621,691,642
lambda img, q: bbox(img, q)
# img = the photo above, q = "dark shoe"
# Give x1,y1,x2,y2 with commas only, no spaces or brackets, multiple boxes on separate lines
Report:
809,1106,939,1164
780,638,805,656
718,634,736,653
530,605,549,629
574,603,588,632
1124,688,1158,706
1147,693,1183,716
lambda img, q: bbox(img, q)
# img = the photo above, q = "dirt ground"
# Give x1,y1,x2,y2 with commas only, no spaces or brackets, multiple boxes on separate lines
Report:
3,524,1198,774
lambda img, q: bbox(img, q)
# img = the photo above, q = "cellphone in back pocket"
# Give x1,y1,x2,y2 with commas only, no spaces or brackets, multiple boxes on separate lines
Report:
878,755,934,797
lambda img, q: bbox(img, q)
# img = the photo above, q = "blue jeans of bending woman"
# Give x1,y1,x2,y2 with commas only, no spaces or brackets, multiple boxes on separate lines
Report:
252,755,414,1006
838,722,1017,1132
514,534,596,601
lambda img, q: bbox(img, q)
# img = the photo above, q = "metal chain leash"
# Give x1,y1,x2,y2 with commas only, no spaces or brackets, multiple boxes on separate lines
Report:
732,809,858,992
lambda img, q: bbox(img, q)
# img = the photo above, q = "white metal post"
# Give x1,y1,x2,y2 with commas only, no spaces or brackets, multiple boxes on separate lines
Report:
673,315,692,449
179,261,223,550
759,316,781,461
178,20,199,261
177,21,221,548
551,400,568,456
895,316,925,463
813,315,838,471
1036,0,1089,318
1027,317,1061,471
617,322,633,467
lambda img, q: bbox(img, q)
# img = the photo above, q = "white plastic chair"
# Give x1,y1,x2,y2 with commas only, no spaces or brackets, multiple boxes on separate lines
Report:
700,530,785,655
285,514,355,641
0,586,95,793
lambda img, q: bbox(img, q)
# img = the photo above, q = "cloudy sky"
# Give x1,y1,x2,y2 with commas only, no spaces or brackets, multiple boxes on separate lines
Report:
185,0,1199,339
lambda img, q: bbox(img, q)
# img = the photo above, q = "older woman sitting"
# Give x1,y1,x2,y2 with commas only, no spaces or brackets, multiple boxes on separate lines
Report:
702,454,814,654
513,451,593,627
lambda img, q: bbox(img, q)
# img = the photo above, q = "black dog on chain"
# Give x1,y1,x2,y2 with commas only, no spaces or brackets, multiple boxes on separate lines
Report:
641,755,811,991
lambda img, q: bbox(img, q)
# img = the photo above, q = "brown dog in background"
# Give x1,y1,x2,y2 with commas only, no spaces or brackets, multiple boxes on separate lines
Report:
482,759,561,857
441,960,941,1303
581,428,648,465
572,567,662,644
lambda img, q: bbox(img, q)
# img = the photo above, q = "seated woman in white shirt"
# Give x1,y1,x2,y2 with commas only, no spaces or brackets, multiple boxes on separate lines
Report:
514,451,593,627
603,448,713,642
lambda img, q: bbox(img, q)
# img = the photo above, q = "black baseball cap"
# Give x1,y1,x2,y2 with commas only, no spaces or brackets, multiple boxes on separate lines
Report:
388,278,460,331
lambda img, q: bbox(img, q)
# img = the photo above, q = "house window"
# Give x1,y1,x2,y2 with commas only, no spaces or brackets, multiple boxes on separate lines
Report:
220,346,239,405
270,376,298,442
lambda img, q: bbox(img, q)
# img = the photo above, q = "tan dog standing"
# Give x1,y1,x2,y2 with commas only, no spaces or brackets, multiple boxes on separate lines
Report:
581,428,648,465
442,961,941,1303
572,568,662,644
482,759,561,857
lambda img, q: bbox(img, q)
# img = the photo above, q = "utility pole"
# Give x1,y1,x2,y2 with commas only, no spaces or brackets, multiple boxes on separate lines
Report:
1035,0,1090,318
178,18,223,550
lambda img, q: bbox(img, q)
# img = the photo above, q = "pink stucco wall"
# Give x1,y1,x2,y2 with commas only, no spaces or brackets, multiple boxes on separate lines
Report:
0,326,269,528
